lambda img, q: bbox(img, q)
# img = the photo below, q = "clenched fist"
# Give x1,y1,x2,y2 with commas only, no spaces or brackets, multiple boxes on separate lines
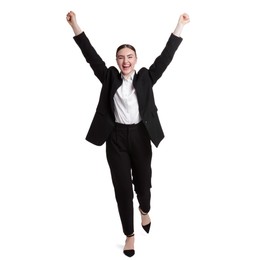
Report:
178,13,190,25
66,11,82,36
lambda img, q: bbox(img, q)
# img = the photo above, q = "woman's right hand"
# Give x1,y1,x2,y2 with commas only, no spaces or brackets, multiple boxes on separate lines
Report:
178,13,190,26
173,13,190,37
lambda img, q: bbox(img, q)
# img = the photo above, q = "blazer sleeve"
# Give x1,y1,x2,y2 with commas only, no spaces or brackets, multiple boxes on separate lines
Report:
73,32,107,83
148,33,183,85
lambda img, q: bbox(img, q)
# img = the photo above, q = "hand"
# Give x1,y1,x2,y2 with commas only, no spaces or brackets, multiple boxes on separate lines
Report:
178,13,190,25
66,11,82,35
173,13,190,36
66,11,77,26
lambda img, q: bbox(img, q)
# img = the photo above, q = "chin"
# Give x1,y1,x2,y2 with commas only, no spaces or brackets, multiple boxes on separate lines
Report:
124,69,132,75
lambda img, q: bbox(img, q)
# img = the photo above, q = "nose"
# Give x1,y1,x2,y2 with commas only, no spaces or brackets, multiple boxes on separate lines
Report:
123,57,129,63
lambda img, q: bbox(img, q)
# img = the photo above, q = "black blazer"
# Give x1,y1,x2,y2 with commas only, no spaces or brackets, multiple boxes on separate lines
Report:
73,32,182,147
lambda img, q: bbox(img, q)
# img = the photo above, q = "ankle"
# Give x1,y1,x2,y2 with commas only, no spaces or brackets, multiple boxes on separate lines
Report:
139,207,148,215
124,234,135,250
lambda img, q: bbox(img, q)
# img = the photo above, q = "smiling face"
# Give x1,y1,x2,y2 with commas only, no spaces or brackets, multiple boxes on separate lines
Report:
116,46,137,79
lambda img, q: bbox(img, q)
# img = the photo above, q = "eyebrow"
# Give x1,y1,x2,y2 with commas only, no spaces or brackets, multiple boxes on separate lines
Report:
117,54,134,58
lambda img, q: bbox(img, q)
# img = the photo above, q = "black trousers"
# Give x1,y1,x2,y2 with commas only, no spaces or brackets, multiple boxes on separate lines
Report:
106,121,152,236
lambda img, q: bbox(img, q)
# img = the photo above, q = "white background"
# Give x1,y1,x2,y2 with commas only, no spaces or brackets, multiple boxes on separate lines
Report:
0,0,260,259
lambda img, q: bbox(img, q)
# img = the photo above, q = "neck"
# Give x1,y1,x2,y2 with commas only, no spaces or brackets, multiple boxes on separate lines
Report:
122,70,135,80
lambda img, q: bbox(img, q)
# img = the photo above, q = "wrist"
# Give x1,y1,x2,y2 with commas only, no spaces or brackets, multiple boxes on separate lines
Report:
173,23,184,37
72,24,82,36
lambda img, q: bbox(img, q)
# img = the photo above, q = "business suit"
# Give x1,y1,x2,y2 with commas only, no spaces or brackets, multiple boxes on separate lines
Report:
73,32,183,236
73,32,183,147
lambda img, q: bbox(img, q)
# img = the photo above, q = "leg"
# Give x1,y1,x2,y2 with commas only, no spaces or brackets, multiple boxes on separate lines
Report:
106,127,134,236
129,123,152,213
128,123,152,233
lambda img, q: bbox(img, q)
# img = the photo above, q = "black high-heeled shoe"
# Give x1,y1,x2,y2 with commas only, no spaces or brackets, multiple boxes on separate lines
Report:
139,207,151,233
123,233,135,257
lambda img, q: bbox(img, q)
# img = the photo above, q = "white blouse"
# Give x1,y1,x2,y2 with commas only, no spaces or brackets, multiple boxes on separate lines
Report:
113,72,142,124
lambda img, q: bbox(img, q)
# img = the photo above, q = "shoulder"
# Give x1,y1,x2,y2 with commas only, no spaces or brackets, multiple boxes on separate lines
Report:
108,66,120,75
134,68,153,85
136,67,149,76
106,66,121,80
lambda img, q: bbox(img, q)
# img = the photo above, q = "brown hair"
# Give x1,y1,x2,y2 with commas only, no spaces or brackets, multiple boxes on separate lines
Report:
116,44,137,56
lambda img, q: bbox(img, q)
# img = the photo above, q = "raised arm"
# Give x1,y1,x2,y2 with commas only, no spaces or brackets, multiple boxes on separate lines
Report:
66,11,107,83
66,11,83,36
147,13,190,84
173,13,190,37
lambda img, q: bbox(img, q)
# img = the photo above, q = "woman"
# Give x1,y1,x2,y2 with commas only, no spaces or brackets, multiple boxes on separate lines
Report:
66,11,190,257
